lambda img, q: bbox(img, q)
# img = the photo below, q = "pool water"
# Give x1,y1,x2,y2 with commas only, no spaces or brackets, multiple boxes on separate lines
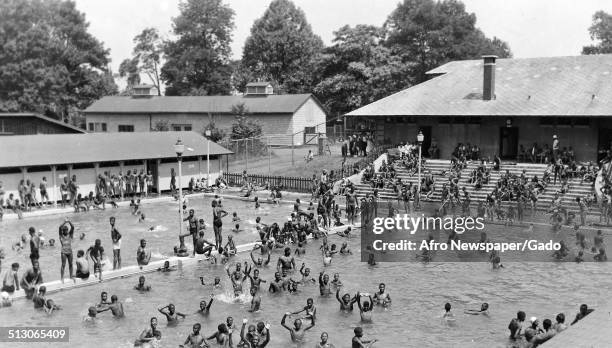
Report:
1,196,612,348
0,194,297,282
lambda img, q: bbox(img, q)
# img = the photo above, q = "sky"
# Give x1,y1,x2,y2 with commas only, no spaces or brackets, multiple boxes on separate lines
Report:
74,0,612,84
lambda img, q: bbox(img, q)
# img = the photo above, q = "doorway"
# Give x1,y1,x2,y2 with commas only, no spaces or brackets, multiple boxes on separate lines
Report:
146,160,159,193
499,127,518,160
598,128,612,162
419,126,432,158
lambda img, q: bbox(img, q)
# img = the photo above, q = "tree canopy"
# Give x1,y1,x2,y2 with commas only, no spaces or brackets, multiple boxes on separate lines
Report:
582,10,612,55
161,0,235,96
0,0,117,119
313,25,408,116
385,0,511,83
241,0,323,94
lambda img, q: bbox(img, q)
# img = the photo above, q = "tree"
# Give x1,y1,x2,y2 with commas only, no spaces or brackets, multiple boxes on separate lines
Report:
384,0,512,83
203,121,226,142
152,120,169,131
313,25,409,116
118,58,141,92
230,103,262,139
161,0,235,96
582,11,612,55
0,0,117,120
241,0,324,93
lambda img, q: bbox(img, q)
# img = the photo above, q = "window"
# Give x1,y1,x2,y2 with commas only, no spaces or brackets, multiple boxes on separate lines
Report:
118,125,135,132
304,126,316,134
171,124,193,131
88,122,107,132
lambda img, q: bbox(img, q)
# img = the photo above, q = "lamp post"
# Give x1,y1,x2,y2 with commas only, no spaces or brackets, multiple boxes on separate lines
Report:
417,131,424,198
174,139,185,238
205,130,211,187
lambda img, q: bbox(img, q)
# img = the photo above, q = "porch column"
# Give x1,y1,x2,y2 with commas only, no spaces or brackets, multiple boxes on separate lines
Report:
155,159,161,193
198,156,203,179
51,165,57,207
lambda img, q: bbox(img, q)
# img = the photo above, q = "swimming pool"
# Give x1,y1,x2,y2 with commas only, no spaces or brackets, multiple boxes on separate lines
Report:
0,193,299,283
1,196,611,347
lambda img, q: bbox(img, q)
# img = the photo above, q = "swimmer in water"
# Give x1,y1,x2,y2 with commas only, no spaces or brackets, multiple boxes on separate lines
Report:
465,302,489,315
299,264,316,283
226,263,248,297
206,323,231,346
336,288,358,311
281,312,315,343
319,272,331,296
292,298,317,321
339,241,352,255
83,306,97,322
442,302,454,321
248,287,261,312
96,291,111,310
134,276,151,291
200,276,222,288
134,317,161,347
352,327,377,348
250,246,271,267
97,294,124,318
248,269,267,293
316,332,335,348
180,323,205,348
158,303,186,324
294,241,306,256
331,273,343,288
196,294,214,315
231,223,243,233
157,260,176,272
277,247,296,273
268,272,286,293
373,283,391,307
357,293,374,322
232,212,240,222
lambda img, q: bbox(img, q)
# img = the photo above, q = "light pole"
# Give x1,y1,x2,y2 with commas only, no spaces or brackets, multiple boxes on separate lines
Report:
174,139,185,238
205,130,211,187
417,131,424,198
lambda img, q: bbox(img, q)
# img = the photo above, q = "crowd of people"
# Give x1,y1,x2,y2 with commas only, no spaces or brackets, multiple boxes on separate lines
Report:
1,135,611,347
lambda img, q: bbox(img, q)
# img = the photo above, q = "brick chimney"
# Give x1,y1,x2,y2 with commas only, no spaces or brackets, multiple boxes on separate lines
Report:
482,55,497,101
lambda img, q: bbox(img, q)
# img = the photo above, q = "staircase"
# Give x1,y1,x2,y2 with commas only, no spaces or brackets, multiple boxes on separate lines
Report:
354,159,595,211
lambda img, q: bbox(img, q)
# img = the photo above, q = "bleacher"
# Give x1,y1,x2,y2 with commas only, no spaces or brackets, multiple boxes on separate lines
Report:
354,159,595,212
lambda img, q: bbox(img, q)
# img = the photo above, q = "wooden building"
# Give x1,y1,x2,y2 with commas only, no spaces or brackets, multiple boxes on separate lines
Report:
345,54,612,162
83,83,327,146
0,131,231,203
0,113,85,135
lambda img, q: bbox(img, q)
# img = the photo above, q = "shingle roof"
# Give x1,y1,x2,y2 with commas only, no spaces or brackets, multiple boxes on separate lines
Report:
0,113,86,133
84,94,315,115
0,131,232,168
346,54,612,117
246,82,272,87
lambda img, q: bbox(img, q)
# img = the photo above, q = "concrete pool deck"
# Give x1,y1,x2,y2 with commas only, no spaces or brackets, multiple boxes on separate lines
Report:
5,221,359,302
542,305,612,347
0,188,313,221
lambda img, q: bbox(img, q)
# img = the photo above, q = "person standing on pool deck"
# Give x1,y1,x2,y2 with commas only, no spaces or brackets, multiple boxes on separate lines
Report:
58,218,75,283
184,209,199,256
212,200,228,250
110,217,122,269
